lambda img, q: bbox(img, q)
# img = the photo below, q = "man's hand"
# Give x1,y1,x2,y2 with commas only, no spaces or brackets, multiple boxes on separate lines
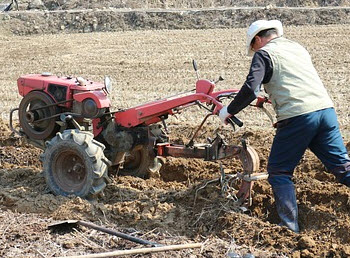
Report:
218,106,232,124
255,96,270,108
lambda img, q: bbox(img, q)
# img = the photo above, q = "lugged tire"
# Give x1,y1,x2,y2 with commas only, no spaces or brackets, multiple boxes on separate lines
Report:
41,129,110,198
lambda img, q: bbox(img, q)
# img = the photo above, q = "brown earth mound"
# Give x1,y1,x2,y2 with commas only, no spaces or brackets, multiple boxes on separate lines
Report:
0,118,349,257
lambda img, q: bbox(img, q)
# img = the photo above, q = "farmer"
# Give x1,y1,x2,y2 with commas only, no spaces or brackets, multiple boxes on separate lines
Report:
219,20,350,233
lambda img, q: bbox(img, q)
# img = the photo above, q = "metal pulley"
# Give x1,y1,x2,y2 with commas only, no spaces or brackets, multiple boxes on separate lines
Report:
18,91,58,140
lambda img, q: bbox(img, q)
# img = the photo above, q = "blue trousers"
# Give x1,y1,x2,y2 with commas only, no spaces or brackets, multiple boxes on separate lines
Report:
268,108,350,186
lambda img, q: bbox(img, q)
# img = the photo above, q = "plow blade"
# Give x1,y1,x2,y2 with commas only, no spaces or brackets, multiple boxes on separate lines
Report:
158,136,266,207
236,172,269,206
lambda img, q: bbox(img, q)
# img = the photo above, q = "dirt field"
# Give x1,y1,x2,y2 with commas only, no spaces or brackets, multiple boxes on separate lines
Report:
0,9,350,258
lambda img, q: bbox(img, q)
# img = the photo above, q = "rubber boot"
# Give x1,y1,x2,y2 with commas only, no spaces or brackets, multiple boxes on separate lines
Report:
341,172,350,187
272,183,300,233
268,175,300,233
331,164,350,187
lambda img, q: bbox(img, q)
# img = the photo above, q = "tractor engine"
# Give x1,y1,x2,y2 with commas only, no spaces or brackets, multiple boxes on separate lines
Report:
16,73,111,142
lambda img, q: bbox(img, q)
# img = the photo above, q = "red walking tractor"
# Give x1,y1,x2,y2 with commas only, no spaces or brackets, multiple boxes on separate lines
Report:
10,61,268,206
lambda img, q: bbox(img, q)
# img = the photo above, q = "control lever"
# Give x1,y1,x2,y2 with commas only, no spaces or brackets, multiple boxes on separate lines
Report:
215,76,224,84
60,114,83,130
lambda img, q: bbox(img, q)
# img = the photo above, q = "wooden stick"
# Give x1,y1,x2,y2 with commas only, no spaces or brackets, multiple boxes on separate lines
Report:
58,243,202,258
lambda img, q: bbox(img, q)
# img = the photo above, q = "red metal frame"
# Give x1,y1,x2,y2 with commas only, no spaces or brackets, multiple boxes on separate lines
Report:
114,80,239,128
156,143,241,160
18,74,241,138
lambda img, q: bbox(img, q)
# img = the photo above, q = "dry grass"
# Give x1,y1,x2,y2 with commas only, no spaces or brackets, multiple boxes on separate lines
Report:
0,209,202,257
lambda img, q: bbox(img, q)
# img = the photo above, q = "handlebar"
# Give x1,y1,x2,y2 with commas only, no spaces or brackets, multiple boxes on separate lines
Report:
216,96,271,128
227,116,243,127
213,94,243,128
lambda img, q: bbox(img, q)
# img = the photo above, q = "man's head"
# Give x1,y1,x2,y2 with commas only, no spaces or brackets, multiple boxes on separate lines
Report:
246,20,283,56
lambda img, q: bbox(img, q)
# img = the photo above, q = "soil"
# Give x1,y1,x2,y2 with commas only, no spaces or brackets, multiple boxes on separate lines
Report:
0,117,350,257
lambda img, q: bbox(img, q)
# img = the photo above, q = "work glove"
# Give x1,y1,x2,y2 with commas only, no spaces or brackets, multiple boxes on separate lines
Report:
218,106,232,125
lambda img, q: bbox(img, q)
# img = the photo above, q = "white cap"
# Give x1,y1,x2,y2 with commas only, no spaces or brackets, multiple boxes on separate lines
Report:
246,20,283,56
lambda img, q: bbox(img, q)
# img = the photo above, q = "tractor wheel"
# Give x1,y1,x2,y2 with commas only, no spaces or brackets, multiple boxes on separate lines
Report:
19,91,58,140
41,130,110,198
120,146,162,178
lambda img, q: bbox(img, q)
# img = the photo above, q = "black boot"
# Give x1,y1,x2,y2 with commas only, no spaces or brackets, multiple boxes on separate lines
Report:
340,171,350,187
272,183,300,233
331,165,350,187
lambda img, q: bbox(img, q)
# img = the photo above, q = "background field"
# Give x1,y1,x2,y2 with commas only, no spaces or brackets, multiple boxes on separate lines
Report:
1,25,349,136
0,3,350,258
5,0,350,10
